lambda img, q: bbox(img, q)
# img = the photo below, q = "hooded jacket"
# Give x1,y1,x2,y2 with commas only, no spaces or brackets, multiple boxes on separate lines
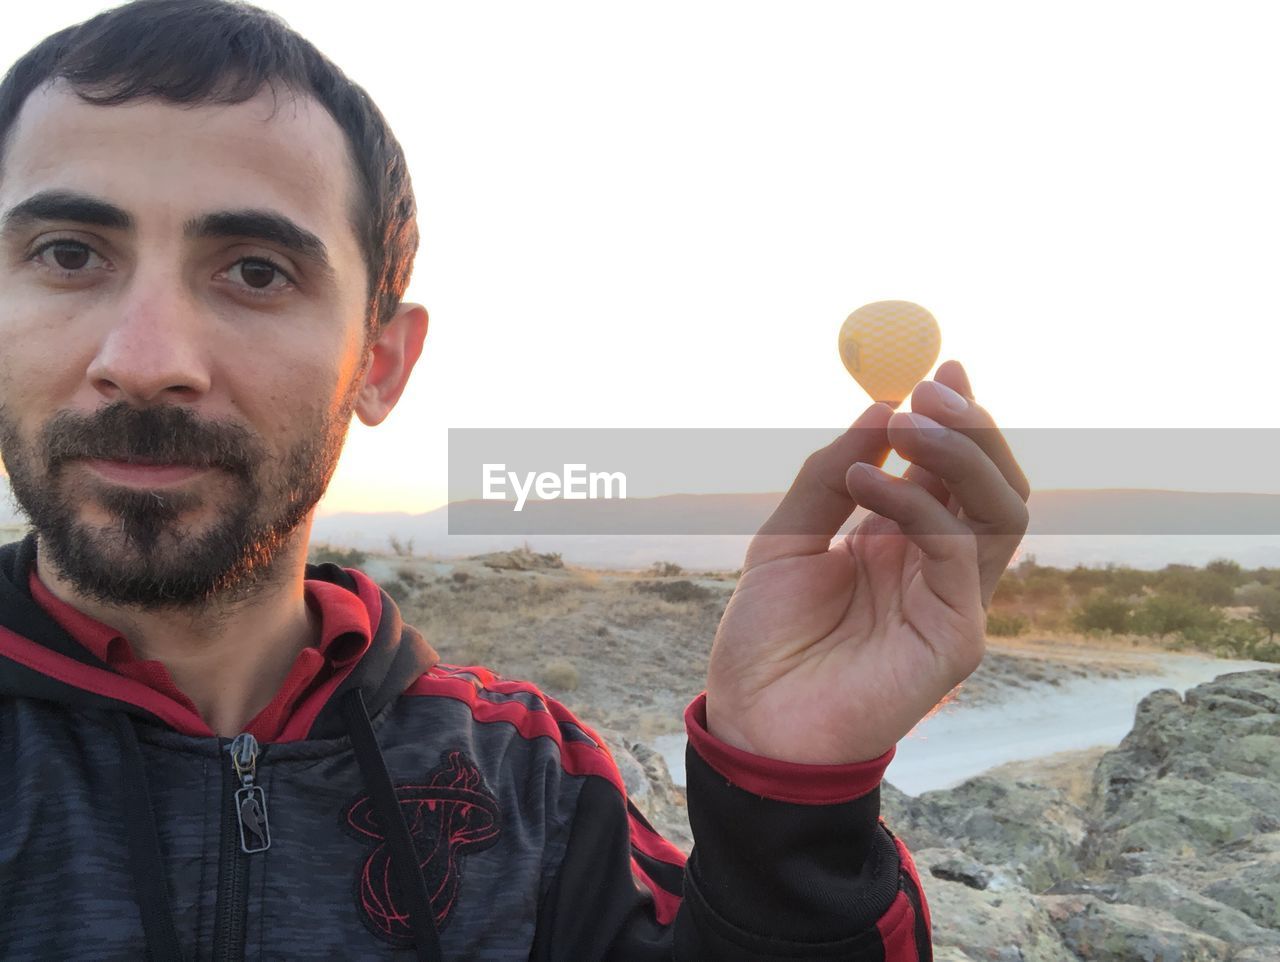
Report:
0,532,932,961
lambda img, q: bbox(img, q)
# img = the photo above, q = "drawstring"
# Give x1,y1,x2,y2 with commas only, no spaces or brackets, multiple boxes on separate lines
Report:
113,714,188,962
111,693,440,962
341,688,443,962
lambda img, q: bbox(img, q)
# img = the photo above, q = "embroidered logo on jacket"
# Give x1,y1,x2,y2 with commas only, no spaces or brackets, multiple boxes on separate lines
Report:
343,750,501,943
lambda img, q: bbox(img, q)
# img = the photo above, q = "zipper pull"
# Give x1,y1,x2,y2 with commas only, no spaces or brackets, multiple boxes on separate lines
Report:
228,732,271,854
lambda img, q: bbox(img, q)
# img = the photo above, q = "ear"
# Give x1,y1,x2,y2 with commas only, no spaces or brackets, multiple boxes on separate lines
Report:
352,303,429,427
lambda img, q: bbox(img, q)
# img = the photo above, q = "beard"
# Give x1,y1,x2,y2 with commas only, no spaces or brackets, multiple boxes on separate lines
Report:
0,386,357,612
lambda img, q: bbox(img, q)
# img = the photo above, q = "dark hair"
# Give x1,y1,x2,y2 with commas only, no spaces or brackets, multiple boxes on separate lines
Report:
0,0,418,340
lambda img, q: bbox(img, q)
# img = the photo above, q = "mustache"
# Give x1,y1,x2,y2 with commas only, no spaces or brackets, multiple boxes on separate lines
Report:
43,403,259,478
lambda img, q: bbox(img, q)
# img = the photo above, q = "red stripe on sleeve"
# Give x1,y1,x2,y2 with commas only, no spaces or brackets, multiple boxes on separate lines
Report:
892,828,932,938
626,807,686,870
875,890,920,962
629,855,681,926
404,668,625,792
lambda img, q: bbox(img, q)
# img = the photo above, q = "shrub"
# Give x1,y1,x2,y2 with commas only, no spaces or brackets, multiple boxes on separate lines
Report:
1021,568,1068,606
649,561,684,577
1205,618,1270,660
1129,593,1223,641
985,612,1028,637
991,578,1023,605
308,543,368,567
1065,565,1109,596
388,535,415,557
1249,586,1280,641
1072,594,1131,635
1099,564,1151,599
1155,565,1235,607
382,577,411,605
395,566,424,586
635,580,711,603
540,659,580,692
1206,558,1244,585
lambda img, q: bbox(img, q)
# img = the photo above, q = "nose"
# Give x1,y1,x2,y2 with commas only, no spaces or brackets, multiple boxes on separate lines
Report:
86,272,213,405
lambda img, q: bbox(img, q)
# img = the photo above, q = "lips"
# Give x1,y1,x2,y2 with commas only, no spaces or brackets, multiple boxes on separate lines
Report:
82,458,209,486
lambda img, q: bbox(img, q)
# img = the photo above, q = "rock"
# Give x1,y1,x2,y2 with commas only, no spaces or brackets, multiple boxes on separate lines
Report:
1117,875,1280,949
1201,853,1280,930
1085,670,1280,873
919,866,1076,962
885,774,1087,892
1041,894,1232,961
1097,775,1264,862
595,726,650,799
881,780,949,850
932,949,977,962
928,852,996,891
917,846,1023,894
898,670,1280,958
1230,949,1280,962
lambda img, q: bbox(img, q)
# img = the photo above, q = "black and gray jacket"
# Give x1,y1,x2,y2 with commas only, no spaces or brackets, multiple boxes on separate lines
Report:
0,533,932,960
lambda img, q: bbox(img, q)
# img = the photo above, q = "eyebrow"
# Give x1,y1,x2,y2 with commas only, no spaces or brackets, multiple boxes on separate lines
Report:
1,189,334,279
185,210,333,278
0,190,132,234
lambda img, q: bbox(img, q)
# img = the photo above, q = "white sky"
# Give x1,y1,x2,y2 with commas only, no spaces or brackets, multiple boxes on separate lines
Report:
5,1,1280,514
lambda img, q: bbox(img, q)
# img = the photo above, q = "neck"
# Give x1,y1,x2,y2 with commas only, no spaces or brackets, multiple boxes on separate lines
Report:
35,529,321,738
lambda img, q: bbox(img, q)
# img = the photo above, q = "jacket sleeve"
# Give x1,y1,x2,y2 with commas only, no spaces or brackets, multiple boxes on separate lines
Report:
530,690,932,961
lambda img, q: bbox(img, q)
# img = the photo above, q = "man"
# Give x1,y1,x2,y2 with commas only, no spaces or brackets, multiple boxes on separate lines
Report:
0,1,1030,959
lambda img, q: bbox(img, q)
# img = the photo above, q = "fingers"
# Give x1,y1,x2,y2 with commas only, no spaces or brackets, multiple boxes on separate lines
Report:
846,463,983,617
883,362,1031,606
935,359,973,400
903,463,959,513
747,402,893,567
909,366,1031,503
885,412,1029,539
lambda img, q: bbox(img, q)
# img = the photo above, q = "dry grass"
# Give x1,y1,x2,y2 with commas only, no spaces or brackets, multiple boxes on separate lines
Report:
393,559,732,739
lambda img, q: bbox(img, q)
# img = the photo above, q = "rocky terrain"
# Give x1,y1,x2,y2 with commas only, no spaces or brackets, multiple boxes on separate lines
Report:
602,669,1280,960
883,669,1280,960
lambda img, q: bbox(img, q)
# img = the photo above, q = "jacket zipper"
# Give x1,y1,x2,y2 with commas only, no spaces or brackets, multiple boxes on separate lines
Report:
213,734,271,962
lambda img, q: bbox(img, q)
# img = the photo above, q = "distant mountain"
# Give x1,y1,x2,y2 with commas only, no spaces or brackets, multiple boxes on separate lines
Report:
312,489,1280,570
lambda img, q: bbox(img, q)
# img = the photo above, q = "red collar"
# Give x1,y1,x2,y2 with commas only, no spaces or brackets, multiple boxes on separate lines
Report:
27,567,375,741
29,569,372,667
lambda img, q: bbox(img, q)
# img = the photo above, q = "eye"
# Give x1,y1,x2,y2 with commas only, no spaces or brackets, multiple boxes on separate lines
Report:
32,240,104,274
226,257,294,295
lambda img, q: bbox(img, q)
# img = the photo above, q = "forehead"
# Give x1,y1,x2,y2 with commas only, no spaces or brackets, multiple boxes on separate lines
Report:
0,80,360,254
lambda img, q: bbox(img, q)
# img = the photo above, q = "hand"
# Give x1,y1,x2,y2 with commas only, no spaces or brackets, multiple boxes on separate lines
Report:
704,360,1030,765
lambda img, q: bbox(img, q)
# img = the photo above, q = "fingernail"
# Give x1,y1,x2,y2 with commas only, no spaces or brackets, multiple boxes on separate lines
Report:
906,412,948,438
931,381,969,413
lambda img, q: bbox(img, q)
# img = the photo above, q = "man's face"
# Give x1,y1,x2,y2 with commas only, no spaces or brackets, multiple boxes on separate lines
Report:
0,82,373,609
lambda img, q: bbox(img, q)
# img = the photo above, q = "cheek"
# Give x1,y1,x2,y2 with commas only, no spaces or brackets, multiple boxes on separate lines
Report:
230,349,347,436
0,305,89,427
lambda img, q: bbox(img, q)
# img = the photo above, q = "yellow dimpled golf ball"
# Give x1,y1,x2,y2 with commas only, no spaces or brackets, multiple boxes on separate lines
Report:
838,300,941,407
